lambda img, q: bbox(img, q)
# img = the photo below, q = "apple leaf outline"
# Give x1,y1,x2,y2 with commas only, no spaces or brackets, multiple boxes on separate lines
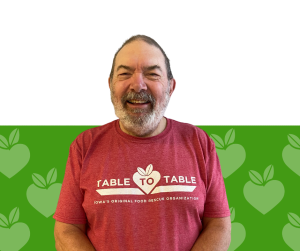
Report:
249,170,263,185
47,168,57,185
32,173,47,188
0,135,9,149
263,165,274,183
0,213,9,228
225,129,235,146
230,207,235,222
145,164,153,176
287,134,300,149
9,128,19,146
288,212,300,228
210,134,224,149
9,207,19,225
137,167,146,176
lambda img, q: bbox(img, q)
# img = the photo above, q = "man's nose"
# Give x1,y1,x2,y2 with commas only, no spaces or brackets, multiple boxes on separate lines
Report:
130,72,147,92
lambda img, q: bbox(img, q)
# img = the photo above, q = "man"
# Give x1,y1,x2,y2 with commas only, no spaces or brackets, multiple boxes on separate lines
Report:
53,35,231,251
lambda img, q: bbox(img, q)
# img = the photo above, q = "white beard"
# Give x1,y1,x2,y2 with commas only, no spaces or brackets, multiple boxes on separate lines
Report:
110,84,171,137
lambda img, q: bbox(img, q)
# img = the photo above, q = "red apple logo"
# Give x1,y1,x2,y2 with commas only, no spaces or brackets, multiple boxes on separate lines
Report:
210,129,246,178
133,164,161,194
0,207,30,251
243,165,284,214
282,134,300,176
282,212,300,251
228,207,246,251
26,168,62,217
0,128,30,178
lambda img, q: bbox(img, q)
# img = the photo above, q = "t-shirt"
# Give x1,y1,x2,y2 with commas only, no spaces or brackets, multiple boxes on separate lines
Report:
53,117,230,251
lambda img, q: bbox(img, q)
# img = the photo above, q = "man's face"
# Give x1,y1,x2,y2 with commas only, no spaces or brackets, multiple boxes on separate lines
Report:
109,40,175,137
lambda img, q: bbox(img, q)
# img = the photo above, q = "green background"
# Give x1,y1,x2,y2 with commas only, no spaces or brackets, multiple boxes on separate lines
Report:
0,125,299,250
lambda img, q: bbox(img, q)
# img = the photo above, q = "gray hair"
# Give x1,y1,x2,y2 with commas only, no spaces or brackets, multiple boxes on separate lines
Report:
109,34,174,82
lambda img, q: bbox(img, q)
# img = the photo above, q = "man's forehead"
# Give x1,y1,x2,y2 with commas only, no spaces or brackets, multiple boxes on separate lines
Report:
115,41,165,70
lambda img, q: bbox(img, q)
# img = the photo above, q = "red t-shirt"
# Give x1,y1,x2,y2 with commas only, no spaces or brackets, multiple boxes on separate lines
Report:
53,117,230,251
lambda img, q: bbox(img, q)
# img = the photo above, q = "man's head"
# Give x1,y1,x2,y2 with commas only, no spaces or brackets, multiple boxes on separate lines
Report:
108,35,176,137
109,35,173,83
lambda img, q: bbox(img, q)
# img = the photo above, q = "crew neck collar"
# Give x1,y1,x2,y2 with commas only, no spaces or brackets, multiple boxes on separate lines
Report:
114,116,172,143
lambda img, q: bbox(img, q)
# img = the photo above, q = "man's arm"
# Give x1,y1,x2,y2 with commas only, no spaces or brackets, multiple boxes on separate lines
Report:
191,216,231,251
54,220,96,251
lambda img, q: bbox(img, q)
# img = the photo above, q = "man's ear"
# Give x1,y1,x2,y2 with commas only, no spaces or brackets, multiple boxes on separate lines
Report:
108,77,111,89
169,78,176,97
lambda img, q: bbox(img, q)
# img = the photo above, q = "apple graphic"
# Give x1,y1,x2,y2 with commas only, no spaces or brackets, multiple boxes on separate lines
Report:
0,128,30,178
282,134,300,176
133,164,161,194
243,165,284,214
210,128,246,178
282,212,300,251
26,168,62,218
228,207,246,251
0,207,30,251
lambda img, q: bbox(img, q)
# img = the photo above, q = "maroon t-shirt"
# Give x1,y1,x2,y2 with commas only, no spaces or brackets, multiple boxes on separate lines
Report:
53,117,230,251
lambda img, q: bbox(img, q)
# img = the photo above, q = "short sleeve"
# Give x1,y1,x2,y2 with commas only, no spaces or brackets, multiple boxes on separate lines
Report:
53,142,87,224
203,142,231,218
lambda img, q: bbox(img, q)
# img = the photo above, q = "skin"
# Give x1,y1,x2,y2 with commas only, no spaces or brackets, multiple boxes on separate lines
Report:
108,40,176,137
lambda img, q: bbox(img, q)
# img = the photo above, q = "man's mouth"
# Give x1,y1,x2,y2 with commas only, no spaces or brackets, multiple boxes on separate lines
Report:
125,100,151,110
126,100,151,105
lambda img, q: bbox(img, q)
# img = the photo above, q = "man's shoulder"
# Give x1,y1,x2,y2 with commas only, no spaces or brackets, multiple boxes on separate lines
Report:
170,118,209,137
169,118,214,150
71,120,117,149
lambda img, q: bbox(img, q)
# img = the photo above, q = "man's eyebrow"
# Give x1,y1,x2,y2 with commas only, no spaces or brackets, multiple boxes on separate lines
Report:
116,64,162,72
116,65,135,72
142,65,162,72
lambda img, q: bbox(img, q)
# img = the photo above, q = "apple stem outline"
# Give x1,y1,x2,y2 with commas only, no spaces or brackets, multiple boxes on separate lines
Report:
249,165,275,186
210,128,235,150
0,128,20,150
137,164,153,176
287,212,300,228
0,207,20,229
32,168,58,189
287,134,300,149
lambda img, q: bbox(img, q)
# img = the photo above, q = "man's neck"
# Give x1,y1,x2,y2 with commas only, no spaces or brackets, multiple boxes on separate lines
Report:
119,117,167,138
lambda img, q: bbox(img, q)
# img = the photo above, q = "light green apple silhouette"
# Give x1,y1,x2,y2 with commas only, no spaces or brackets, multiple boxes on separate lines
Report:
26,168,62,218
282,212,300,251
0,207,30,251
282,134,300,176
0,129,30,178
228,207,246,251
210,129,246,178
243,165,284,214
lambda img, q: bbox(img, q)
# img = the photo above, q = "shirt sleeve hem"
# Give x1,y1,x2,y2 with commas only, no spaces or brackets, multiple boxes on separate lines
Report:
203,211,231,218
53,213,87,225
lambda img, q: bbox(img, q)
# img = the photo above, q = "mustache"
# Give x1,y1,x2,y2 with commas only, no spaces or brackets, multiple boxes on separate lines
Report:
121,90,156,105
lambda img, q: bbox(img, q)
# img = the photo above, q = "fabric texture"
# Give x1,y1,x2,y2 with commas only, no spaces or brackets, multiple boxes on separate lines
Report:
53,117,230,251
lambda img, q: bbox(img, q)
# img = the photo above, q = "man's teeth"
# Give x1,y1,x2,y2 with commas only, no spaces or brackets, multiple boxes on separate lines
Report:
128,100,148,104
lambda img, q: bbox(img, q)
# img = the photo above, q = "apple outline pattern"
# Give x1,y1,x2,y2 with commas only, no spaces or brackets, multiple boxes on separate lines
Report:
243,165,285,215
0,128,30,178
282,134,300,177
0,207,30,251
26,167,62,218
227,207,246,251
210,128,246,178
282,212,300,251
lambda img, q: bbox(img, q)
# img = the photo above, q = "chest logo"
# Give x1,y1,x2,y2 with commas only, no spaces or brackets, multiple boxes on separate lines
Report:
133,164,161,194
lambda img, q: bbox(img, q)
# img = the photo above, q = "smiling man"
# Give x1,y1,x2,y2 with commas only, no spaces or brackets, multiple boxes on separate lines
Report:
53,35,231,251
